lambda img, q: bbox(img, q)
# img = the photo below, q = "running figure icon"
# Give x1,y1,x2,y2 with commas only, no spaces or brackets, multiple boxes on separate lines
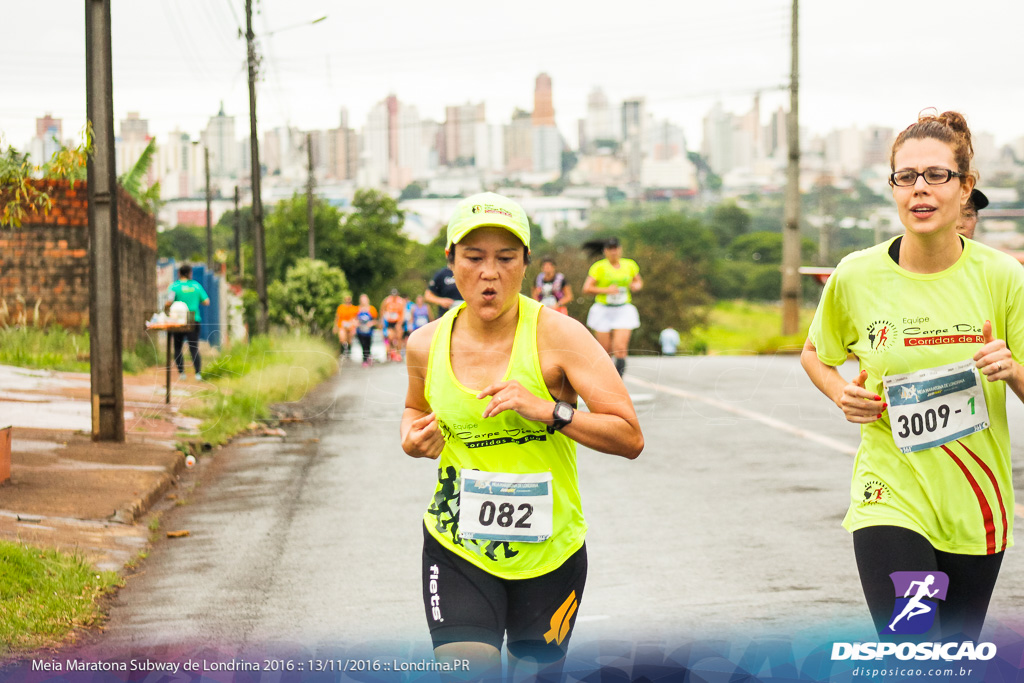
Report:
888,574,939,632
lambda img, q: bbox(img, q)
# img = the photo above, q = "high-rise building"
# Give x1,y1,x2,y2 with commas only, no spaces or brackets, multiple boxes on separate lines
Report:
203,104,238,180
443,102,485,166
157,129,193,199
36,113,62,141
532,126,562,174
585,87,617,147
362,94,424,189
116,112,151,179
505,109,534,173
327,108,358,181
533,73,555,127
30,113,63,167
621,99,645,186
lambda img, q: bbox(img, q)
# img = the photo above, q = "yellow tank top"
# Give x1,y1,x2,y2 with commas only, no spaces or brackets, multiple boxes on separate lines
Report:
422,295,586,579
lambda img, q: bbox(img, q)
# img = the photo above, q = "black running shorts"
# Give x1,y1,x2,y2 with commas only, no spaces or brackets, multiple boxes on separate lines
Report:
421,525,587,663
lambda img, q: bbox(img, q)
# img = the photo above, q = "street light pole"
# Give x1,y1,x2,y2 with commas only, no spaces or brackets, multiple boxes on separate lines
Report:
307,131,315,260
781,0,801,335
246,0,268,334
205,145,212,272
85,0,124,442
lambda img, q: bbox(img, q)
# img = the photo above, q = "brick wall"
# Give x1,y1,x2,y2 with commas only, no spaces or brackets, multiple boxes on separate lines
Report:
0,179,157,347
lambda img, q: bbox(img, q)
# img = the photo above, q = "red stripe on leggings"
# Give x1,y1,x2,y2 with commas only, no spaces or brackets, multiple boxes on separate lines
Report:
957,440,1009,553
940,444,996,555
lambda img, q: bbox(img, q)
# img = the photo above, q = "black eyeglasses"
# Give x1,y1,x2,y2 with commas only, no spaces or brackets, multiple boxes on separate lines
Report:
890,167,966,187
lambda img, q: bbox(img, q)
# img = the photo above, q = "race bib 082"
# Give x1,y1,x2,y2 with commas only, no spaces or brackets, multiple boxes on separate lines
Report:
883,359,989,454
458,470,553,543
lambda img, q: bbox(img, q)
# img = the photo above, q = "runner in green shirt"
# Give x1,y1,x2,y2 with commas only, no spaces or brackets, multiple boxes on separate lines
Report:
801,110,1024,642
166,264,209,381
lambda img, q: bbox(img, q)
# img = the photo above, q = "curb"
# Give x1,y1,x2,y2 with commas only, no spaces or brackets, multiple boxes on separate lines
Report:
110,451,186,524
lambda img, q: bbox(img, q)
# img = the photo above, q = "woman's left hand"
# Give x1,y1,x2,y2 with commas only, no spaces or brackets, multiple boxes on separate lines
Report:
975,320,1018,382
478,380,550,422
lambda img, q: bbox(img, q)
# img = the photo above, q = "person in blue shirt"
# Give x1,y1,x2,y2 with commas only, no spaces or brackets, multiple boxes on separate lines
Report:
166,264,209,381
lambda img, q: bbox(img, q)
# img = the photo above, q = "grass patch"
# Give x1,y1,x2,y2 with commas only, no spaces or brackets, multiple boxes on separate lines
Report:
0,541,121,656
181,334,338,446
0,327,162,374
684,299,815,355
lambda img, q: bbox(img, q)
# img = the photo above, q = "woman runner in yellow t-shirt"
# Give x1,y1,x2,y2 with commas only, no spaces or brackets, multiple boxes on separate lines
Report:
401,192,643,681
582,237,643,376
801,110,1024,642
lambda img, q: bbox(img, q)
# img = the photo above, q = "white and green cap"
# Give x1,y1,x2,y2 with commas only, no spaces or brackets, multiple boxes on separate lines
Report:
446,192,530,252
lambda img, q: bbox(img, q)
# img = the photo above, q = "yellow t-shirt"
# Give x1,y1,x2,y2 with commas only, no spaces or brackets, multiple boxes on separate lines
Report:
588,258,639,305
809,237,1024,554
422,295,586,579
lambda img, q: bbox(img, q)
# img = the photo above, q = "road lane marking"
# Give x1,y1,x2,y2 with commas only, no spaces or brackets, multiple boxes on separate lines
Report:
625,376,858,456
628,377,1024,519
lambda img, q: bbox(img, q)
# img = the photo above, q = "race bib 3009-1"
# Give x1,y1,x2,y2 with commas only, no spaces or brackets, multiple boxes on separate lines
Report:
883,359,990,454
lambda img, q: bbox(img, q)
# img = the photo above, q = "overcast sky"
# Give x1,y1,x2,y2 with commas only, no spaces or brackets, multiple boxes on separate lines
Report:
3,1,1024,153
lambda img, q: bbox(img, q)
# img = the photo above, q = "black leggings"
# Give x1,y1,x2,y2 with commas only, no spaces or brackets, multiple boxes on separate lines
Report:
853,526,1003,642
356,332,373,361
172,325,201,374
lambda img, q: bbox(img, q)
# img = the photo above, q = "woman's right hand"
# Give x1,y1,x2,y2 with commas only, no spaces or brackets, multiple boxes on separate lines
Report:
836,370,887,424
402,411,445,459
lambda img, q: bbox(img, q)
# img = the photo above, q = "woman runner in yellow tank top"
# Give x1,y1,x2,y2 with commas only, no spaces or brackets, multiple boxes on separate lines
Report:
401,192,643,681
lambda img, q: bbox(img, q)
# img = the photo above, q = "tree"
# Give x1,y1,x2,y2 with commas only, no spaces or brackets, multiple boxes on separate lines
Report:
264,193,346,283
622,213,718,266
118,137,161,214
399,181,423,201
268,258,348,336
335,189,409,298
708,200,751,247
1,129,90,228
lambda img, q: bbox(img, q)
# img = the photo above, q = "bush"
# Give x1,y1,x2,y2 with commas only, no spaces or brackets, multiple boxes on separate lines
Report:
268,258,348,337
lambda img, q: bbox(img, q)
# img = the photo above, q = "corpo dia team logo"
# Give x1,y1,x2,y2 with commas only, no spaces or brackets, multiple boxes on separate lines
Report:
884,571,949,635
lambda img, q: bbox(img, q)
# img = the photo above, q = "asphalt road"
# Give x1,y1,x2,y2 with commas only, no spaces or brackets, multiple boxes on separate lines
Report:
79,353,1024,664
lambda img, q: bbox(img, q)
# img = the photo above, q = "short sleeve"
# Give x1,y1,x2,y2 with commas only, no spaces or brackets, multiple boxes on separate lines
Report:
1002,262,1024,365
808,270,858,367
587,261,601,280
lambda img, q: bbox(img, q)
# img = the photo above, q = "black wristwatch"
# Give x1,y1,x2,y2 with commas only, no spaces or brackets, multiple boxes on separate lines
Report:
548,401,575,434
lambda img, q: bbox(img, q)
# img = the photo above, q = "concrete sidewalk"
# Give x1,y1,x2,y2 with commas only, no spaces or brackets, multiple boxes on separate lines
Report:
0,364,201,572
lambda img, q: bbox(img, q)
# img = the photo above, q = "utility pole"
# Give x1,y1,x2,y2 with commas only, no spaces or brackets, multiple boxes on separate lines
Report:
204,145,212,271
781,0,801,335
307,131,315,260
85,0,124,442
246,0,268,334
234,185,242,280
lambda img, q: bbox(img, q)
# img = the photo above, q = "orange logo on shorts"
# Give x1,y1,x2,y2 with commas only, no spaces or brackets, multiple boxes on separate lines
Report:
543,591,578,645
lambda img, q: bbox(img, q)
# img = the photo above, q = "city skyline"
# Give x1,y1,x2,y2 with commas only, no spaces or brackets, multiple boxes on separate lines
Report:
4,1,1024,154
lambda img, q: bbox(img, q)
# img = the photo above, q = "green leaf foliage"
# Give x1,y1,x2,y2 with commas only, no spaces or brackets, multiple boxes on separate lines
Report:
268,258,348,336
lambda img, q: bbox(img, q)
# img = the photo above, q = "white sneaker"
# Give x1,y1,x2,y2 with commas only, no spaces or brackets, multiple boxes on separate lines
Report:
179,373,187,380
195,373,203,381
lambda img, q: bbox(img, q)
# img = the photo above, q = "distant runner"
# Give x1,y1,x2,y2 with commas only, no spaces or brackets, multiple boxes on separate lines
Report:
531,256,573,315
335,293,358,357
381,289,407,363
354,294,379,367
425,264,463,317
582,237,642,376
